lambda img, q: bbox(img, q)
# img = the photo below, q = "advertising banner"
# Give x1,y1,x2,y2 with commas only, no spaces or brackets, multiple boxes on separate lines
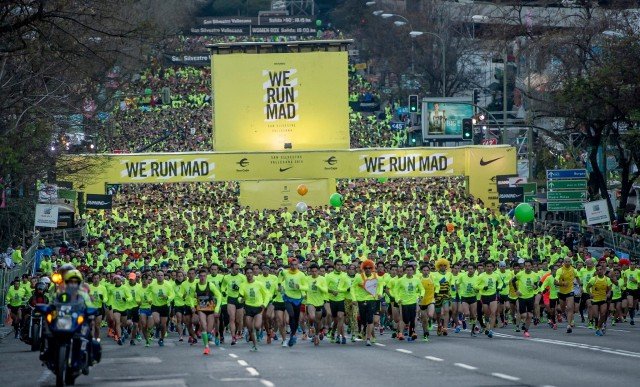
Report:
35,204,59,228
86,194,113,210
213,51,349,151
60,146,515,210
465,147,518,209
164,52,210,67
57,212,75,229
584,199,611,225
498,187,524,203
196,16,315,26
422,98,474,140
239,179,334,211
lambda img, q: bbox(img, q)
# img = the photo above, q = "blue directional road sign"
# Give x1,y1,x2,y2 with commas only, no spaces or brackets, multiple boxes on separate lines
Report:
546,169,587,180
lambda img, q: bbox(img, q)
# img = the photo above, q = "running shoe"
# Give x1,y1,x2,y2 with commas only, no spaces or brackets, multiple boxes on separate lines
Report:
214,337,220,346
588,322,594,329
313,336,320,346
273,334,278,341
231,336,237,346
407,337,414,342
423,334,429,342
158,339,164,347
281,340,287,348
341,336,347,345
188,336,194,345
462,320,467,330
288,336,297,347
145,339,151,347
365,339,372,346
523,331,530,338
244,329,250,342
442,328,448,336
319,330,325,341
179,336,184,342
595,329,603,337
391,332,397,339
130,339,136,346
566,326,573,334
136,334,142,342
553,323,558,330
631,320,635,326
397,333,405,341
250,345,258,352
267,334,272,344
515,326,521,333
203,347,210,355
487,330,494,338
117,337,123,346
351,335,356,343
411,333,417,341
379,327,384,335
371,336,377,344
454,326,461,334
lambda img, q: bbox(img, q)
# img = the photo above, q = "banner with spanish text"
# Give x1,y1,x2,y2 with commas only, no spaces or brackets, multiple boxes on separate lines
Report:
213,51,349,151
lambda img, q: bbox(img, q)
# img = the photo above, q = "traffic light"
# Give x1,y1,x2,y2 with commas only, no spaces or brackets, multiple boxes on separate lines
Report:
473,89,479,105
409,95,419,113
462,118,473,140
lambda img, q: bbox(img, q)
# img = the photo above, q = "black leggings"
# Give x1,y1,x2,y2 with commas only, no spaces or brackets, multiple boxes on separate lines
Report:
285,301,301,336
401,304,417,332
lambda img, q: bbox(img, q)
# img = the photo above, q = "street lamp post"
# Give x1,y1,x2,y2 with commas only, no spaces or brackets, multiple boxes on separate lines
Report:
380,13,416,74
409,31,446,97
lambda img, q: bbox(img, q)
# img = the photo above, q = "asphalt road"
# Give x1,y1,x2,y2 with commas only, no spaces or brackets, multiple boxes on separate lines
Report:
1,321,639,387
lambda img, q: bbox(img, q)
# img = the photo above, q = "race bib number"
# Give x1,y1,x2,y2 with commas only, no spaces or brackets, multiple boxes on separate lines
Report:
364,278,378,297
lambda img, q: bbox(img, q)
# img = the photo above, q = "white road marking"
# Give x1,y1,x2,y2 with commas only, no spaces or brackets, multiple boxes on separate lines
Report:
491,373,520,382
238,360,249,366
493,332,640,359
246,367,260,376
374,343,386,347
577,325,630,333
396,348,412,354
425,356,444,362
260,380,275,387
37,370,52,384
454,363,478,370
100,356,162,365
93,374,189,381
220,378,259,382
541,385,558,387
100,379,187,387
229,353,239,358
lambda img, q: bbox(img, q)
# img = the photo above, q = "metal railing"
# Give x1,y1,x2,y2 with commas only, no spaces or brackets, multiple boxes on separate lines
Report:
537,219,640,257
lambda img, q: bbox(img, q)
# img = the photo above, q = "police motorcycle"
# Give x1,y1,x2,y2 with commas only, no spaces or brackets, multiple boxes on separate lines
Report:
37,270,101,386
20,281,49,351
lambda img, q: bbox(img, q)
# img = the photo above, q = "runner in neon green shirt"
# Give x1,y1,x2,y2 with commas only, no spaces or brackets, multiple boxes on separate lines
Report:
147,270,175,347
394,265,425,341
305,263,328,346
513,261,539,337
239,267,270,351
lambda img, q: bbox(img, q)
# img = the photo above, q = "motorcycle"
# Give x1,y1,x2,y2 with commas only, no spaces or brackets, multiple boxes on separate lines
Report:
20,306,44,351
37,297,101,387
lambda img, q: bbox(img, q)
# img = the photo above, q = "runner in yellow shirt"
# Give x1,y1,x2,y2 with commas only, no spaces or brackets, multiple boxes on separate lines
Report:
554,257,580,333
586,264,612,336
350,259,383,347
456,263,479,336
419,264,439,342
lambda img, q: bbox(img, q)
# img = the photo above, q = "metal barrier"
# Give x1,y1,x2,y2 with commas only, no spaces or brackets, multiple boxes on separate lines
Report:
537,220,640,257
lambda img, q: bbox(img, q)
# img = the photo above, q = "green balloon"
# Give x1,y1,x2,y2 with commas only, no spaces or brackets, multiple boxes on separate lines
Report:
514,203,535,223
329,193,343,207
316,19,322,27
377,177,388,183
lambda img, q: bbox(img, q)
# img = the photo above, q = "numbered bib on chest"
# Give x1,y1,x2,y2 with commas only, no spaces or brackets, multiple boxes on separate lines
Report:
363,277,378,297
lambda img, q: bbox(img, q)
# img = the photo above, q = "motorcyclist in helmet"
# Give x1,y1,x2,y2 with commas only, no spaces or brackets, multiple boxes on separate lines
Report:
58,270,91,305
29,281,50,307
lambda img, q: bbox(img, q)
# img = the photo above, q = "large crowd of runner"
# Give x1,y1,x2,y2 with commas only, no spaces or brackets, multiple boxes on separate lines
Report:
4,33,638,356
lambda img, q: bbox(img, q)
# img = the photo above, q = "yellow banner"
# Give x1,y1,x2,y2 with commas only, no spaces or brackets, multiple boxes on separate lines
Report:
212,51,349,151
465,146,517,208
60,146,516,209
240,179,335,211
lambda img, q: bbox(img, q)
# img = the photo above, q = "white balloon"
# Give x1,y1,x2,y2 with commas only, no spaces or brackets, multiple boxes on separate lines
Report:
296,202,308,213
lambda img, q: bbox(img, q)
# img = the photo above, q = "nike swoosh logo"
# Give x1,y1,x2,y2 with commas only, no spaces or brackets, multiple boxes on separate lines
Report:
279,167,293,172
480,157,503,166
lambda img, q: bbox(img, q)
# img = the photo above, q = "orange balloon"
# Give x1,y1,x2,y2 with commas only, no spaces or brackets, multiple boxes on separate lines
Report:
297,184,308,196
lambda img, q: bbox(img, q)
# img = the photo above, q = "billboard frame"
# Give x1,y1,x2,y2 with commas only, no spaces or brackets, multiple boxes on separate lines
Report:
421,97,474,141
